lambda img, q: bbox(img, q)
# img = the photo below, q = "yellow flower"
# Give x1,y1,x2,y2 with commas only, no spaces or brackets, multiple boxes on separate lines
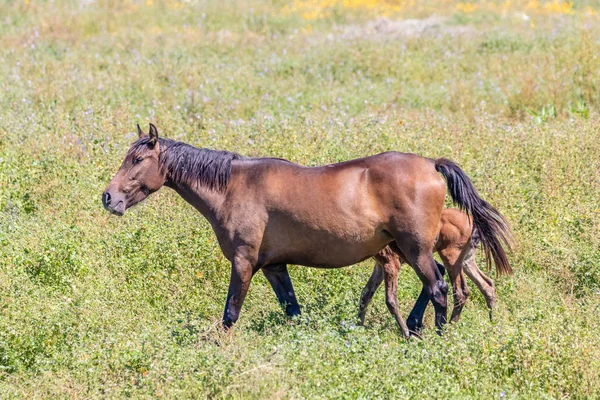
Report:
457,2,479,13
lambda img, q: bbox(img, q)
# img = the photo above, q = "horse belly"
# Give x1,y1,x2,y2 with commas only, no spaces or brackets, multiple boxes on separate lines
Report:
259,216,391,268
288,241,388,268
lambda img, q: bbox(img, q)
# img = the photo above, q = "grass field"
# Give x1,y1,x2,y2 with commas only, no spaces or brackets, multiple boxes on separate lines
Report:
1,0,600,398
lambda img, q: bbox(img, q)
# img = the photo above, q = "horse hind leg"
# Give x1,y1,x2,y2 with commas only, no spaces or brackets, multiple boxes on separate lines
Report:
449,271,470,323
395,237,448,334
404,260,446,334
463,248,497,320
439,247,471,323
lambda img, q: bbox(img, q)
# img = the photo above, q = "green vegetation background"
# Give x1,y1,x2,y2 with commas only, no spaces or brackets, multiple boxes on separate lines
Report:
1,0,599,398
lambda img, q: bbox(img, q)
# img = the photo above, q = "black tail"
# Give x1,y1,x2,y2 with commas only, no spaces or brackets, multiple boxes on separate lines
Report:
435,158,513,275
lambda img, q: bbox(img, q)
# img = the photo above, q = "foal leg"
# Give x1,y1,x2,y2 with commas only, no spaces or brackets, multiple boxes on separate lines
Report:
262,264,301,317
439,247,470,323
223,252,257,328
463,248,496,320
358,262,384,325
374,250,410,339
447,269,470,323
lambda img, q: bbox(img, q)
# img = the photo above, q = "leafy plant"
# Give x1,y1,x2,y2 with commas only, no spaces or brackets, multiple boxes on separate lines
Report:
528,104,557,124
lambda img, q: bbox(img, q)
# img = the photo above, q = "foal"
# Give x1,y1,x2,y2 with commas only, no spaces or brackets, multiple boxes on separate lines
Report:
103,124,511,338
359,208,503,331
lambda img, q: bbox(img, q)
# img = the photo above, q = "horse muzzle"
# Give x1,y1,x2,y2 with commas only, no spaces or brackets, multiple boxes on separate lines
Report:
102,190,125,216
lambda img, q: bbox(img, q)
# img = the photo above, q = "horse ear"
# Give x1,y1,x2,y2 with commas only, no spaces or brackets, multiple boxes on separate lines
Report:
148,123,158,145
137,124,145,138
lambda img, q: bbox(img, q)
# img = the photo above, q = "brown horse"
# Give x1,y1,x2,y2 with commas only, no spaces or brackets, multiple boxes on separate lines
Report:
359,208,507,332
102,124,511,338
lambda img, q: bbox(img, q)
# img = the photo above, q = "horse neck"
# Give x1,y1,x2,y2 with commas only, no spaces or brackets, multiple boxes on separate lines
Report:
165,179,225,226
158,140,234,224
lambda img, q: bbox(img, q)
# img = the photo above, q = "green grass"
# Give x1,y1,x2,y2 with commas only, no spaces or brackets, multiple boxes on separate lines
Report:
1,0,600,398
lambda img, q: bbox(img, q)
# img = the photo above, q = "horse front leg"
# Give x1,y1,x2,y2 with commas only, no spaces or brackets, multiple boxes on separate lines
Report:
262,264,301,317
383,260,411,339
358,262,384,325
374,250,410,339
223,252,257,328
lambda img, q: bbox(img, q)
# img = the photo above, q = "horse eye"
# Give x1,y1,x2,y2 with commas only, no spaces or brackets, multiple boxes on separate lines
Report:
133,157,143,165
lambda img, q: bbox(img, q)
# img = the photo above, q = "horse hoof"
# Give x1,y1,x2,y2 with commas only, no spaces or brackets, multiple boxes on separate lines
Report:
285,305,301,317
407,319,423,333
409,330,422,340
222,319,234,330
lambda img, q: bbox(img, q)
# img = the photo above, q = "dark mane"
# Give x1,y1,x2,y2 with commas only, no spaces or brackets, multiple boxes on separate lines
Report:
129,137,244,192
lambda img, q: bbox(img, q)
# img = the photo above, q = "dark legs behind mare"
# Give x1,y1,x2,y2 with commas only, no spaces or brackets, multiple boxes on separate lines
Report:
393,240,448,334
262,264,301,316
406,262,447,332
359,257,446,335
223,257,302,328
261,256,412,338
